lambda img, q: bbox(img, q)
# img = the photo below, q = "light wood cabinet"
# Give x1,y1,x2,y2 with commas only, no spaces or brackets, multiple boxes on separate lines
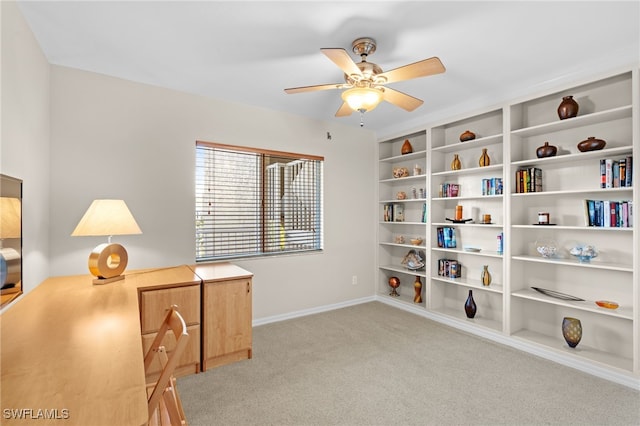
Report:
191,263,253,371
137,273,202,379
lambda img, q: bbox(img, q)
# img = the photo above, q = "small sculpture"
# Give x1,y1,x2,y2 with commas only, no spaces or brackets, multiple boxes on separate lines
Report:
388,276,400,297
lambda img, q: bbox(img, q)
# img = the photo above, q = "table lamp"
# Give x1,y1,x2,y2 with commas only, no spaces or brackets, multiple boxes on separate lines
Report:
71,199,142,285
0,197,22,289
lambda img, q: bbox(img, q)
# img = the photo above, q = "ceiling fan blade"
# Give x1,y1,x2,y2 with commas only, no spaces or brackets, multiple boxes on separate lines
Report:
377,57,445,84
284,83,343,94
321,48,363,77
335,102,353,117
382,87,424,112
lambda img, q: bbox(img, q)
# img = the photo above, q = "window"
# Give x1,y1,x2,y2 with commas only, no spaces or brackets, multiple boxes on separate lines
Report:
195,141,323,261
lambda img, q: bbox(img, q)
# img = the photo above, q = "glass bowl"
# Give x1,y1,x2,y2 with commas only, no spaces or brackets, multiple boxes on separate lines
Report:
535,240,558,258
570,245,598,263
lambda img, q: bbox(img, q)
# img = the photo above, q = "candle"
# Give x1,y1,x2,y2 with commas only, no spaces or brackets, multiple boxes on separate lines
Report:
455,205,463,220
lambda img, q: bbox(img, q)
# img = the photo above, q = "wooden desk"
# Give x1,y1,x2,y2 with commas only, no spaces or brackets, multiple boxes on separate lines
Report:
0,265,199,426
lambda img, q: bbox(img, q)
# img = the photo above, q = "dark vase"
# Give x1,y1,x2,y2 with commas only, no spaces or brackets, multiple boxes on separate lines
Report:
464,290,477,318
577,136,606,152
557,95,579,120
536,141,557,158
562,317,582,348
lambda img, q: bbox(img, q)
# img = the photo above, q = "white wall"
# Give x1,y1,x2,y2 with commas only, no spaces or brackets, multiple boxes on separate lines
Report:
1,0,51,303
48,66,376,320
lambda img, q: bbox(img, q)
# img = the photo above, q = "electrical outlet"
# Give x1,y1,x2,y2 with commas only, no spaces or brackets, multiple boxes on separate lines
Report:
351,275,358,285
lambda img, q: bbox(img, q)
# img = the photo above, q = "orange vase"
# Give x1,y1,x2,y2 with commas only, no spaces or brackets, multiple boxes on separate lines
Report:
401,139,413,155
479,148,490,167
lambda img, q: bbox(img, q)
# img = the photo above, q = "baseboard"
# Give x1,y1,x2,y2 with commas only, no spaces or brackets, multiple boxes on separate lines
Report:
376,295,640,391
252,296,376,327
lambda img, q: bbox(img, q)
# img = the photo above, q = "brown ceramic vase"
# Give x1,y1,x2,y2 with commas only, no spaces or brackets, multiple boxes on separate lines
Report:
577,136,606,152
536,141,557,158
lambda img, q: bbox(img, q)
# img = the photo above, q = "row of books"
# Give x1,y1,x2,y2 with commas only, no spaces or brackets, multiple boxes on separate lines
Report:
600,157,633,188
383,203,404,222
437,258,462,278
436,227,457,248
584,199,633,227
438,183,460,198
515,167,542,193
482,178,503,196
382,203,427,223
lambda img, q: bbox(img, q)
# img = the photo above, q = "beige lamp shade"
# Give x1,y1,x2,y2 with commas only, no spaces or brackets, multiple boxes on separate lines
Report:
71,199,142,237
71,199,141,285
0,197,22,239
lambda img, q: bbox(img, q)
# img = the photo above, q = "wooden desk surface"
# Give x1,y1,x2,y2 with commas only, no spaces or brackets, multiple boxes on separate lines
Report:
0,264,200,425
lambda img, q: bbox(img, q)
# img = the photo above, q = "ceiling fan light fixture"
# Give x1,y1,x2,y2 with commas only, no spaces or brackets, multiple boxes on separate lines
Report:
341,87,383,112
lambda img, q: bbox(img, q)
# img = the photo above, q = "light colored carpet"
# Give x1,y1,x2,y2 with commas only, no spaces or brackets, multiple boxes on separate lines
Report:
178,302,640,425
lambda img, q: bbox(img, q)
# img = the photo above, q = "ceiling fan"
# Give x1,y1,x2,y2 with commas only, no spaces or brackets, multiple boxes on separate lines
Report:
284,37,445,121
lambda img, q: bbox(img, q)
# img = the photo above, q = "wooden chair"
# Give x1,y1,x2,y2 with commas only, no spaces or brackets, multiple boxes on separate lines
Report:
144,305,189,426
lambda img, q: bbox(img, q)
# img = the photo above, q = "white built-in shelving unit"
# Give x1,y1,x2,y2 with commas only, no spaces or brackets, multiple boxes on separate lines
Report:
375,66,639,389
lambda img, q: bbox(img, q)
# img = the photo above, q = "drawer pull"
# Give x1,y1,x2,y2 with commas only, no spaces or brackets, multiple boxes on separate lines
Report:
247,282,250,293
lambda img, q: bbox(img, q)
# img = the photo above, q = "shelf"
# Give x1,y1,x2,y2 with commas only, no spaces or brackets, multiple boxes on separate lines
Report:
376,69,637,387
511,255,632,272
433,222,503,228
511,105,632,138
379,174,427,184
379,150,427,163
512,224,632,232
511,187,632,197
511,145,633,168
379,265,427,278
431,307,503,333
512,288,632,320
431,134,503,153
379,242,426,250
433,247,503,258
431,276,504,294
432,194,503,201
432,164,503,177
379,198,427,203
511,329,633,372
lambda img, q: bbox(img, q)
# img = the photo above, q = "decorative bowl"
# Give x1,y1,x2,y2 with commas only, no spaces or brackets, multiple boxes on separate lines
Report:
595,300,619,310
392,167,409,178
410,237,423,246
570,245,598,263
401,249,425,270
535,240,558,258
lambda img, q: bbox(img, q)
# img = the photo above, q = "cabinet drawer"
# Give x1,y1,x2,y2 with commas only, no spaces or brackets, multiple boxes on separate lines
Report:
140,285,200,333
142,324,200,379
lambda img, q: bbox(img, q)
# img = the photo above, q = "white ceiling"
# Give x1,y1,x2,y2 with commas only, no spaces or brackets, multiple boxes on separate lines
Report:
17,1,640,136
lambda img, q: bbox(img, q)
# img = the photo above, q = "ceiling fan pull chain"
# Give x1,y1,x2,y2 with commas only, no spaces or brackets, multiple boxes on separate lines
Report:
359,109,365,127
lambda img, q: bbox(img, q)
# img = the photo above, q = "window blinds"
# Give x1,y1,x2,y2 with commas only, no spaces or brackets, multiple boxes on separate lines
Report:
195,142,323,261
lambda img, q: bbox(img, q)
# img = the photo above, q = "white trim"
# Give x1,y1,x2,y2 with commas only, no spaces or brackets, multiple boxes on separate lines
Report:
252,296,376,327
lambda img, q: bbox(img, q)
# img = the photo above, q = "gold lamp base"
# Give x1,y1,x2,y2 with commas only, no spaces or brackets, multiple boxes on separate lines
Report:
88,243,128,285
